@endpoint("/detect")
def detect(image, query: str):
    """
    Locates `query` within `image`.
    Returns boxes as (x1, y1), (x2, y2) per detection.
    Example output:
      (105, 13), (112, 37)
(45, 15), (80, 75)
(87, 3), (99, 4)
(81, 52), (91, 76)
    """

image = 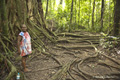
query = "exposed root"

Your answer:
(0, 54), (17, 80)
(67, 70), (76, 80)
(48, 60), (76, 80)
(57, 33), (99, 39)
(32, 66), (62, 72)
(42, 51), (61, 65)
(63, 51), (76, 57)
(98, 60), (120, 71)
(100, 52), (120, 65)
(72, 68), (89, 80)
